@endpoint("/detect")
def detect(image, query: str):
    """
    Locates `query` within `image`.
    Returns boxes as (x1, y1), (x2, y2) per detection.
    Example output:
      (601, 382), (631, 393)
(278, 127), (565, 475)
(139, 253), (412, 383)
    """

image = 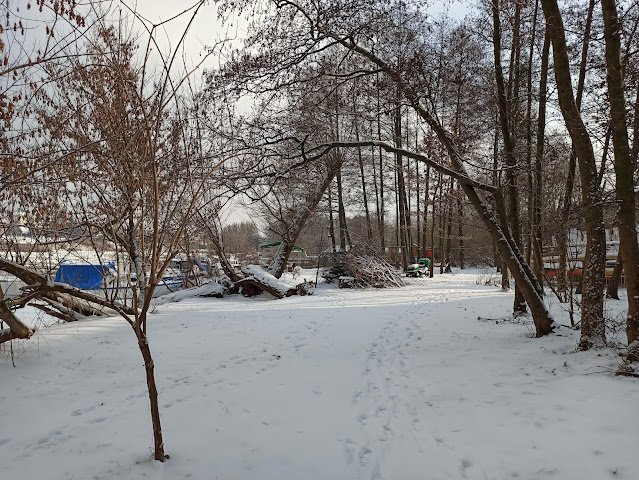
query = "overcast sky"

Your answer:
(123, 1), (239, 74)
(121, 0), (470, 227)
(125, 0), (470, 74)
